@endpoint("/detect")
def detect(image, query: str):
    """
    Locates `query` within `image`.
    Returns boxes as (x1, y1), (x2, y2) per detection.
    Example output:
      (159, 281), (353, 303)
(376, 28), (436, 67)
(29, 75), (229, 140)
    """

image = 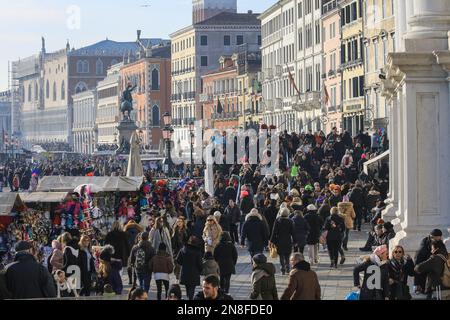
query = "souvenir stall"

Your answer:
(0, 194), (27, 266)
(36, 176), (144, 243)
